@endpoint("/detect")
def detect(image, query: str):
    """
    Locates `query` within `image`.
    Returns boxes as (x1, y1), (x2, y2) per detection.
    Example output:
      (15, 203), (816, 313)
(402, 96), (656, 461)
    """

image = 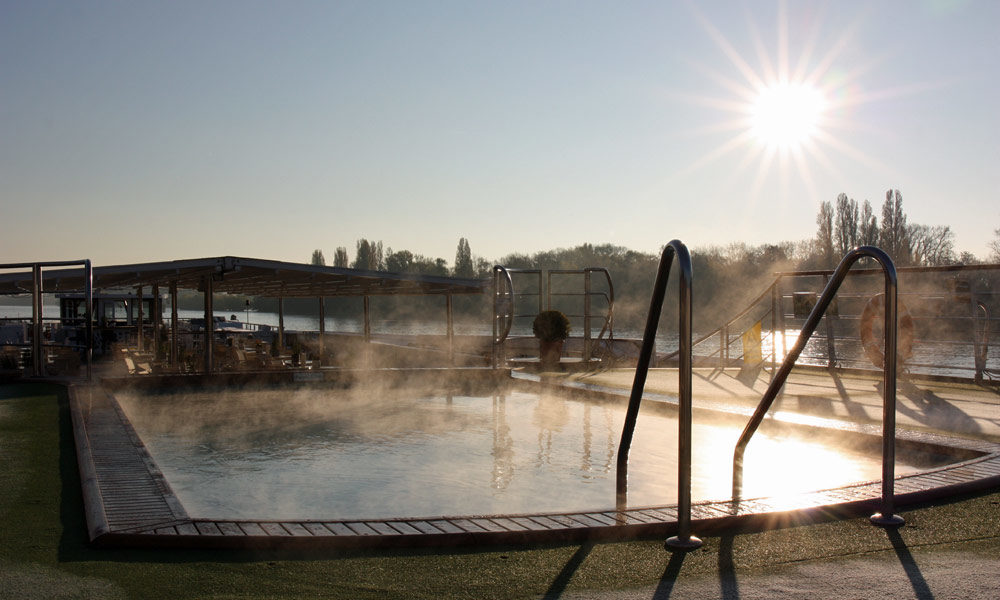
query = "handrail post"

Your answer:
(84, 259), (93, 381)
(731, 246), (903, 527)
(769, 280), (776, 378)
(492, 266), (514, 369)
(32, 264), (43, 377)
(615, 240), (701, 551)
